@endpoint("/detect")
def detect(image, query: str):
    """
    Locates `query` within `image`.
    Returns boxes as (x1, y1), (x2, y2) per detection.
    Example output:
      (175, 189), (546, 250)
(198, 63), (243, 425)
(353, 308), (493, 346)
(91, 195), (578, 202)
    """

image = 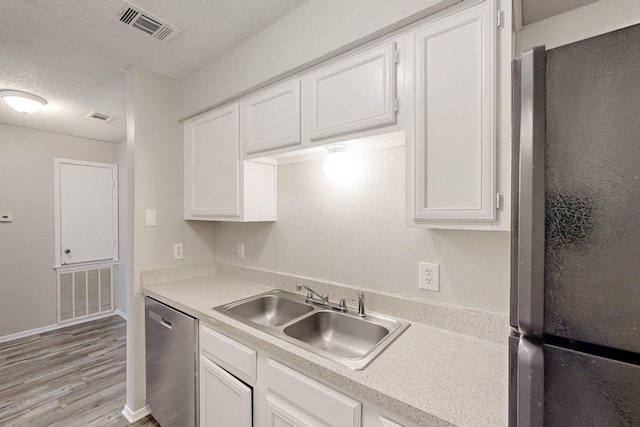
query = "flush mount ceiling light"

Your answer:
(322, 144), (353, 181)
(0, 90), (47, 114)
